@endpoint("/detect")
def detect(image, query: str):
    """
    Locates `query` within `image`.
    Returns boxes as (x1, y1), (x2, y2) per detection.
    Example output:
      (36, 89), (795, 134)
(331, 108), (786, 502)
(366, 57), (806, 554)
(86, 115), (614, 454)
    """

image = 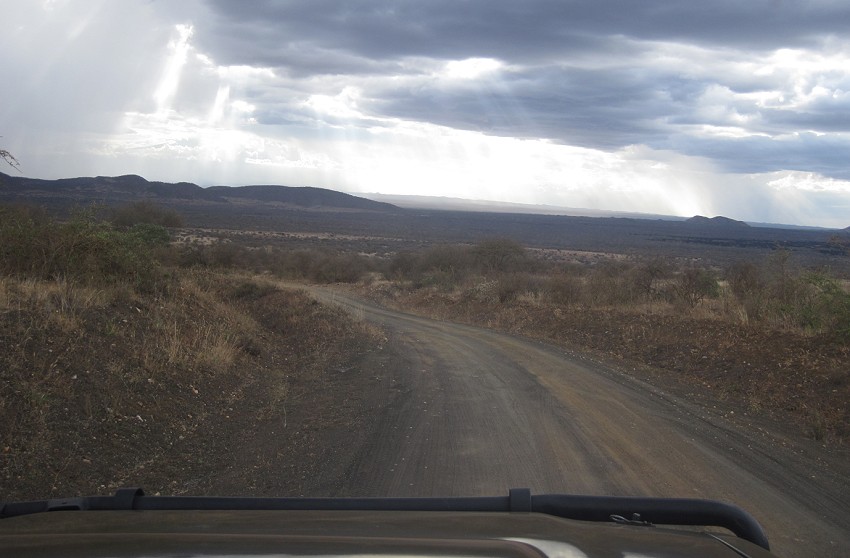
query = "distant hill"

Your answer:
(0, 172), (396, 212)
(364, 192), (683, 220)
(204, 184), (392, 210)
(686, 215), (750, 228)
